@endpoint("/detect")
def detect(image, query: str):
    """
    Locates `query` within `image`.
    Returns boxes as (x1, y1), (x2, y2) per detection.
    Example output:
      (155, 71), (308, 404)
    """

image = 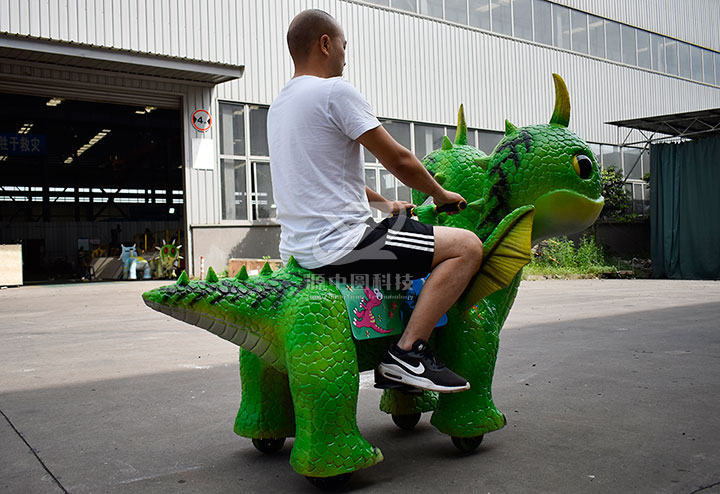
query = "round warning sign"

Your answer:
(192, 109), (212, 132)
